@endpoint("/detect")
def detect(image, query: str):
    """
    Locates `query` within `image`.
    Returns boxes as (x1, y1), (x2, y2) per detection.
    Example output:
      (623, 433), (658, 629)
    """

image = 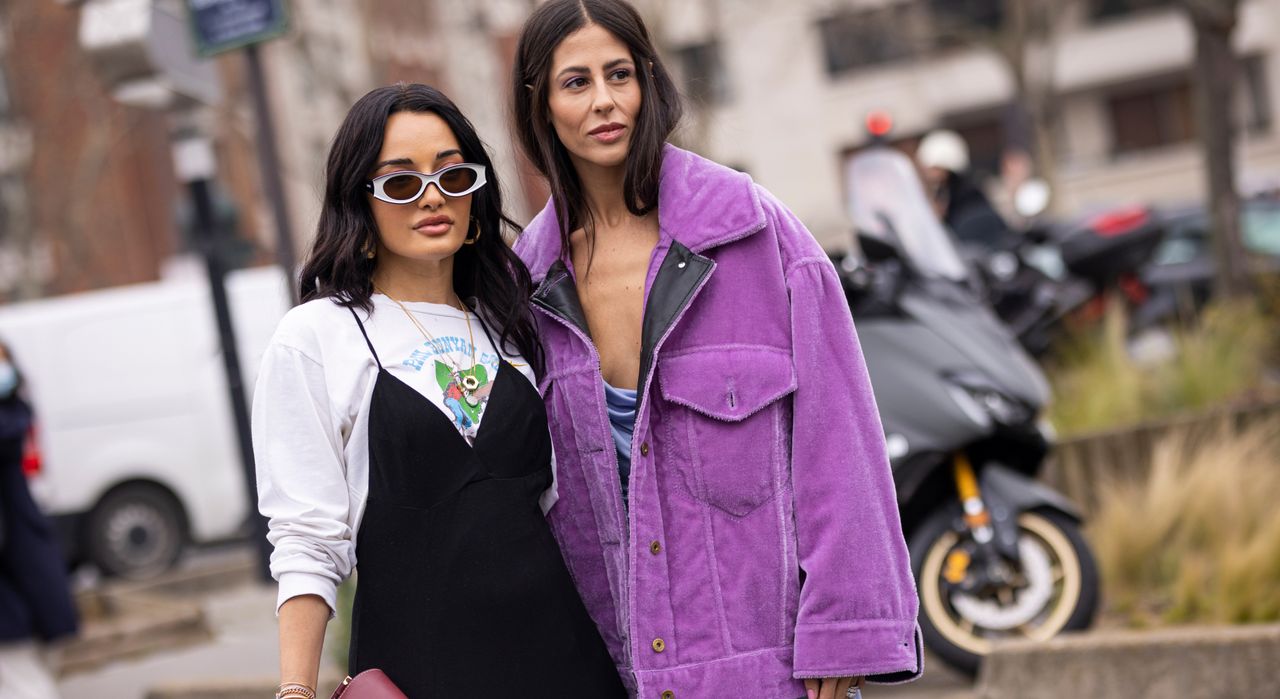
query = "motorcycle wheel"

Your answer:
(909, 507), (1099, 675)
